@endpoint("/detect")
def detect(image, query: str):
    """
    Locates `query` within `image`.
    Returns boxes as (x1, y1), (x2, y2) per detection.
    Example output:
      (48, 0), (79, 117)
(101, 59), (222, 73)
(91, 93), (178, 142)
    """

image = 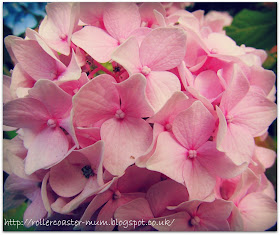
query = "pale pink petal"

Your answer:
(101, 116), (153, 176)
(80, 3), (105, 26)
(183, 158), (216, 200)
(11, 39), (65, 81)
(114, 198), (154, 231)
(25, 127), (69, 175)
(228, 205), (244, 231)
(147, 132), (186, 184)
(198, 141), (248, 179)
(172, 101), (215, 149)
(254, 146), (276, 169)
(3, 75), (13, 104)
(49, 158), (88, 197)
(140, 27), (186, 71)
(194, 70), (224, 102)
(111, 37), (142, 75)
(4, 35), (20, 64)
(57, 50), (81, 82)
(129, 27), (152, 45)
(219, 63), (250, 113)
(41, 172), (53, 217)
(238, 192), (277, 231)
(103, 3), (141, 42)
(154, 10), (167, 27)
(116, 73), (154, 118)
(23, 189), (47, 227)
(197, 199), (232, 231)
(4, 98), (50, 128)
(75, 126), (101, 148)
(147, 91), (191, 126)
(73, 74), (119, 127)
(139, 3), (166, 27)
(136, 123), (165, 167)
(72, 26), (118, 63)
(218, 123), (254, 165)
(146, 179), (189, 217)
(229, 87), (277, 137)
(145, 71), (181, 112)
(28, 79), (72, 119)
